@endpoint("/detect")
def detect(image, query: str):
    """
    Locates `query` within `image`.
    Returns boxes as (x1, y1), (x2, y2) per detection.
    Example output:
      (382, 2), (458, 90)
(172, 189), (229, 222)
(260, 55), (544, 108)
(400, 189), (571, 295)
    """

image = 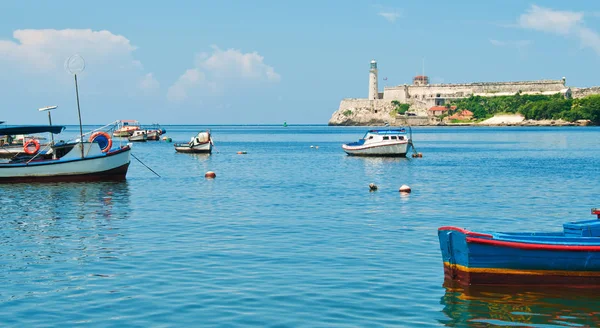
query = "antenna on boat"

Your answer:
(66, 54), (86, 158)
(38, 105), (58, 146)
